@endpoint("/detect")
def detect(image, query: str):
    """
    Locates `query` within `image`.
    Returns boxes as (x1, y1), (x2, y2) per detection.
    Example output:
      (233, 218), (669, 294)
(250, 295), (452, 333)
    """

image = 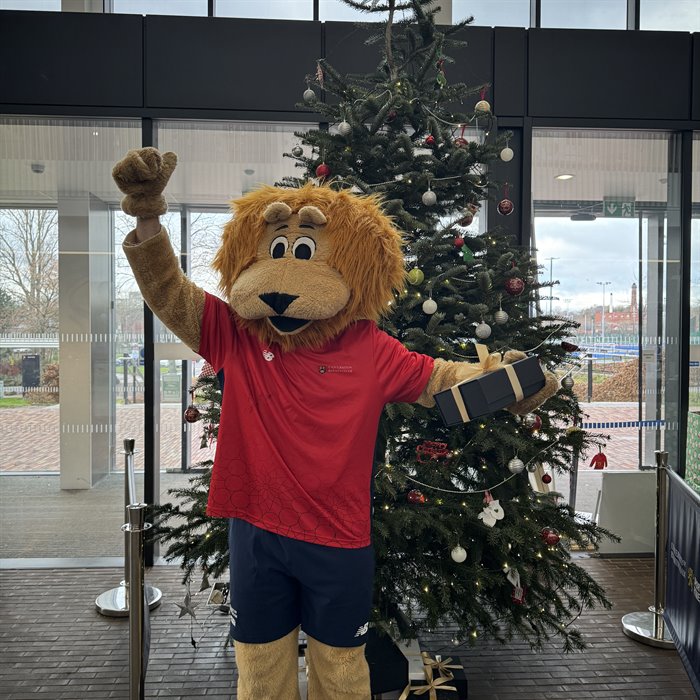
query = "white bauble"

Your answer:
(338, 120), (352, 136)
(475, 322), (492, 339)
(508, 457), (525, 474)
(475, 99), (491, 113)
(421, 190), (437, 206)
(422, 298), (438, 315)
(494, 309), (509, 325)
(303, 88), (316, 103)
(500, 147), (514, 162)
(451, 546), (467, 563)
